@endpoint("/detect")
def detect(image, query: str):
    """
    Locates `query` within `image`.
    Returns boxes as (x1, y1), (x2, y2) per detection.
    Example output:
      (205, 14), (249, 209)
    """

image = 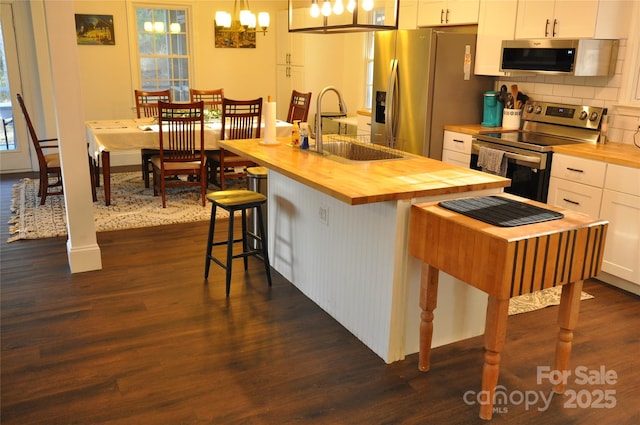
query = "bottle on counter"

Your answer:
(291, 120), (300, 147)
(299, 122), (309, 149)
